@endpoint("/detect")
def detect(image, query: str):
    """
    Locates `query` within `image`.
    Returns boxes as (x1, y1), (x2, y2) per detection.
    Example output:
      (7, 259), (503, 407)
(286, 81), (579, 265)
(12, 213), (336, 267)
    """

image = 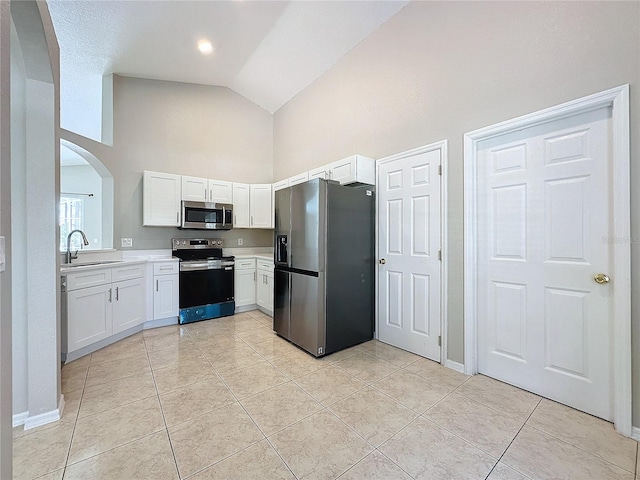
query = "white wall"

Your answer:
(0, 1), (12, 477)
(66, 75), (275, 250)
(273, 0), (640, 418)
(10, 15), (27, 419)
(8, 0), (61, 433)
(60, 165), (103, 250)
